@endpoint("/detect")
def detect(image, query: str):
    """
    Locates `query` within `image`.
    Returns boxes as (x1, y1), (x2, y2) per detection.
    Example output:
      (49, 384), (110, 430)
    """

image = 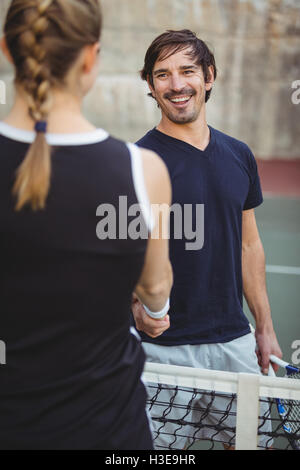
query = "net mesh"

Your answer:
(143, 363), (300, 450)
(279, 370), (300, 450)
